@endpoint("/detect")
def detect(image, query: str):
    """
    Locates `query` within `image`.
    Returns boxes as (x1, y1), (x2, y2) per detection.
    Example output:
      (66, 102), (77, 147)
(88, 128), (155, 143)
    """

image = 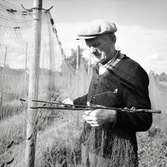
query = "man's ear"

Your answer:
(108, 34), (116, 43)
